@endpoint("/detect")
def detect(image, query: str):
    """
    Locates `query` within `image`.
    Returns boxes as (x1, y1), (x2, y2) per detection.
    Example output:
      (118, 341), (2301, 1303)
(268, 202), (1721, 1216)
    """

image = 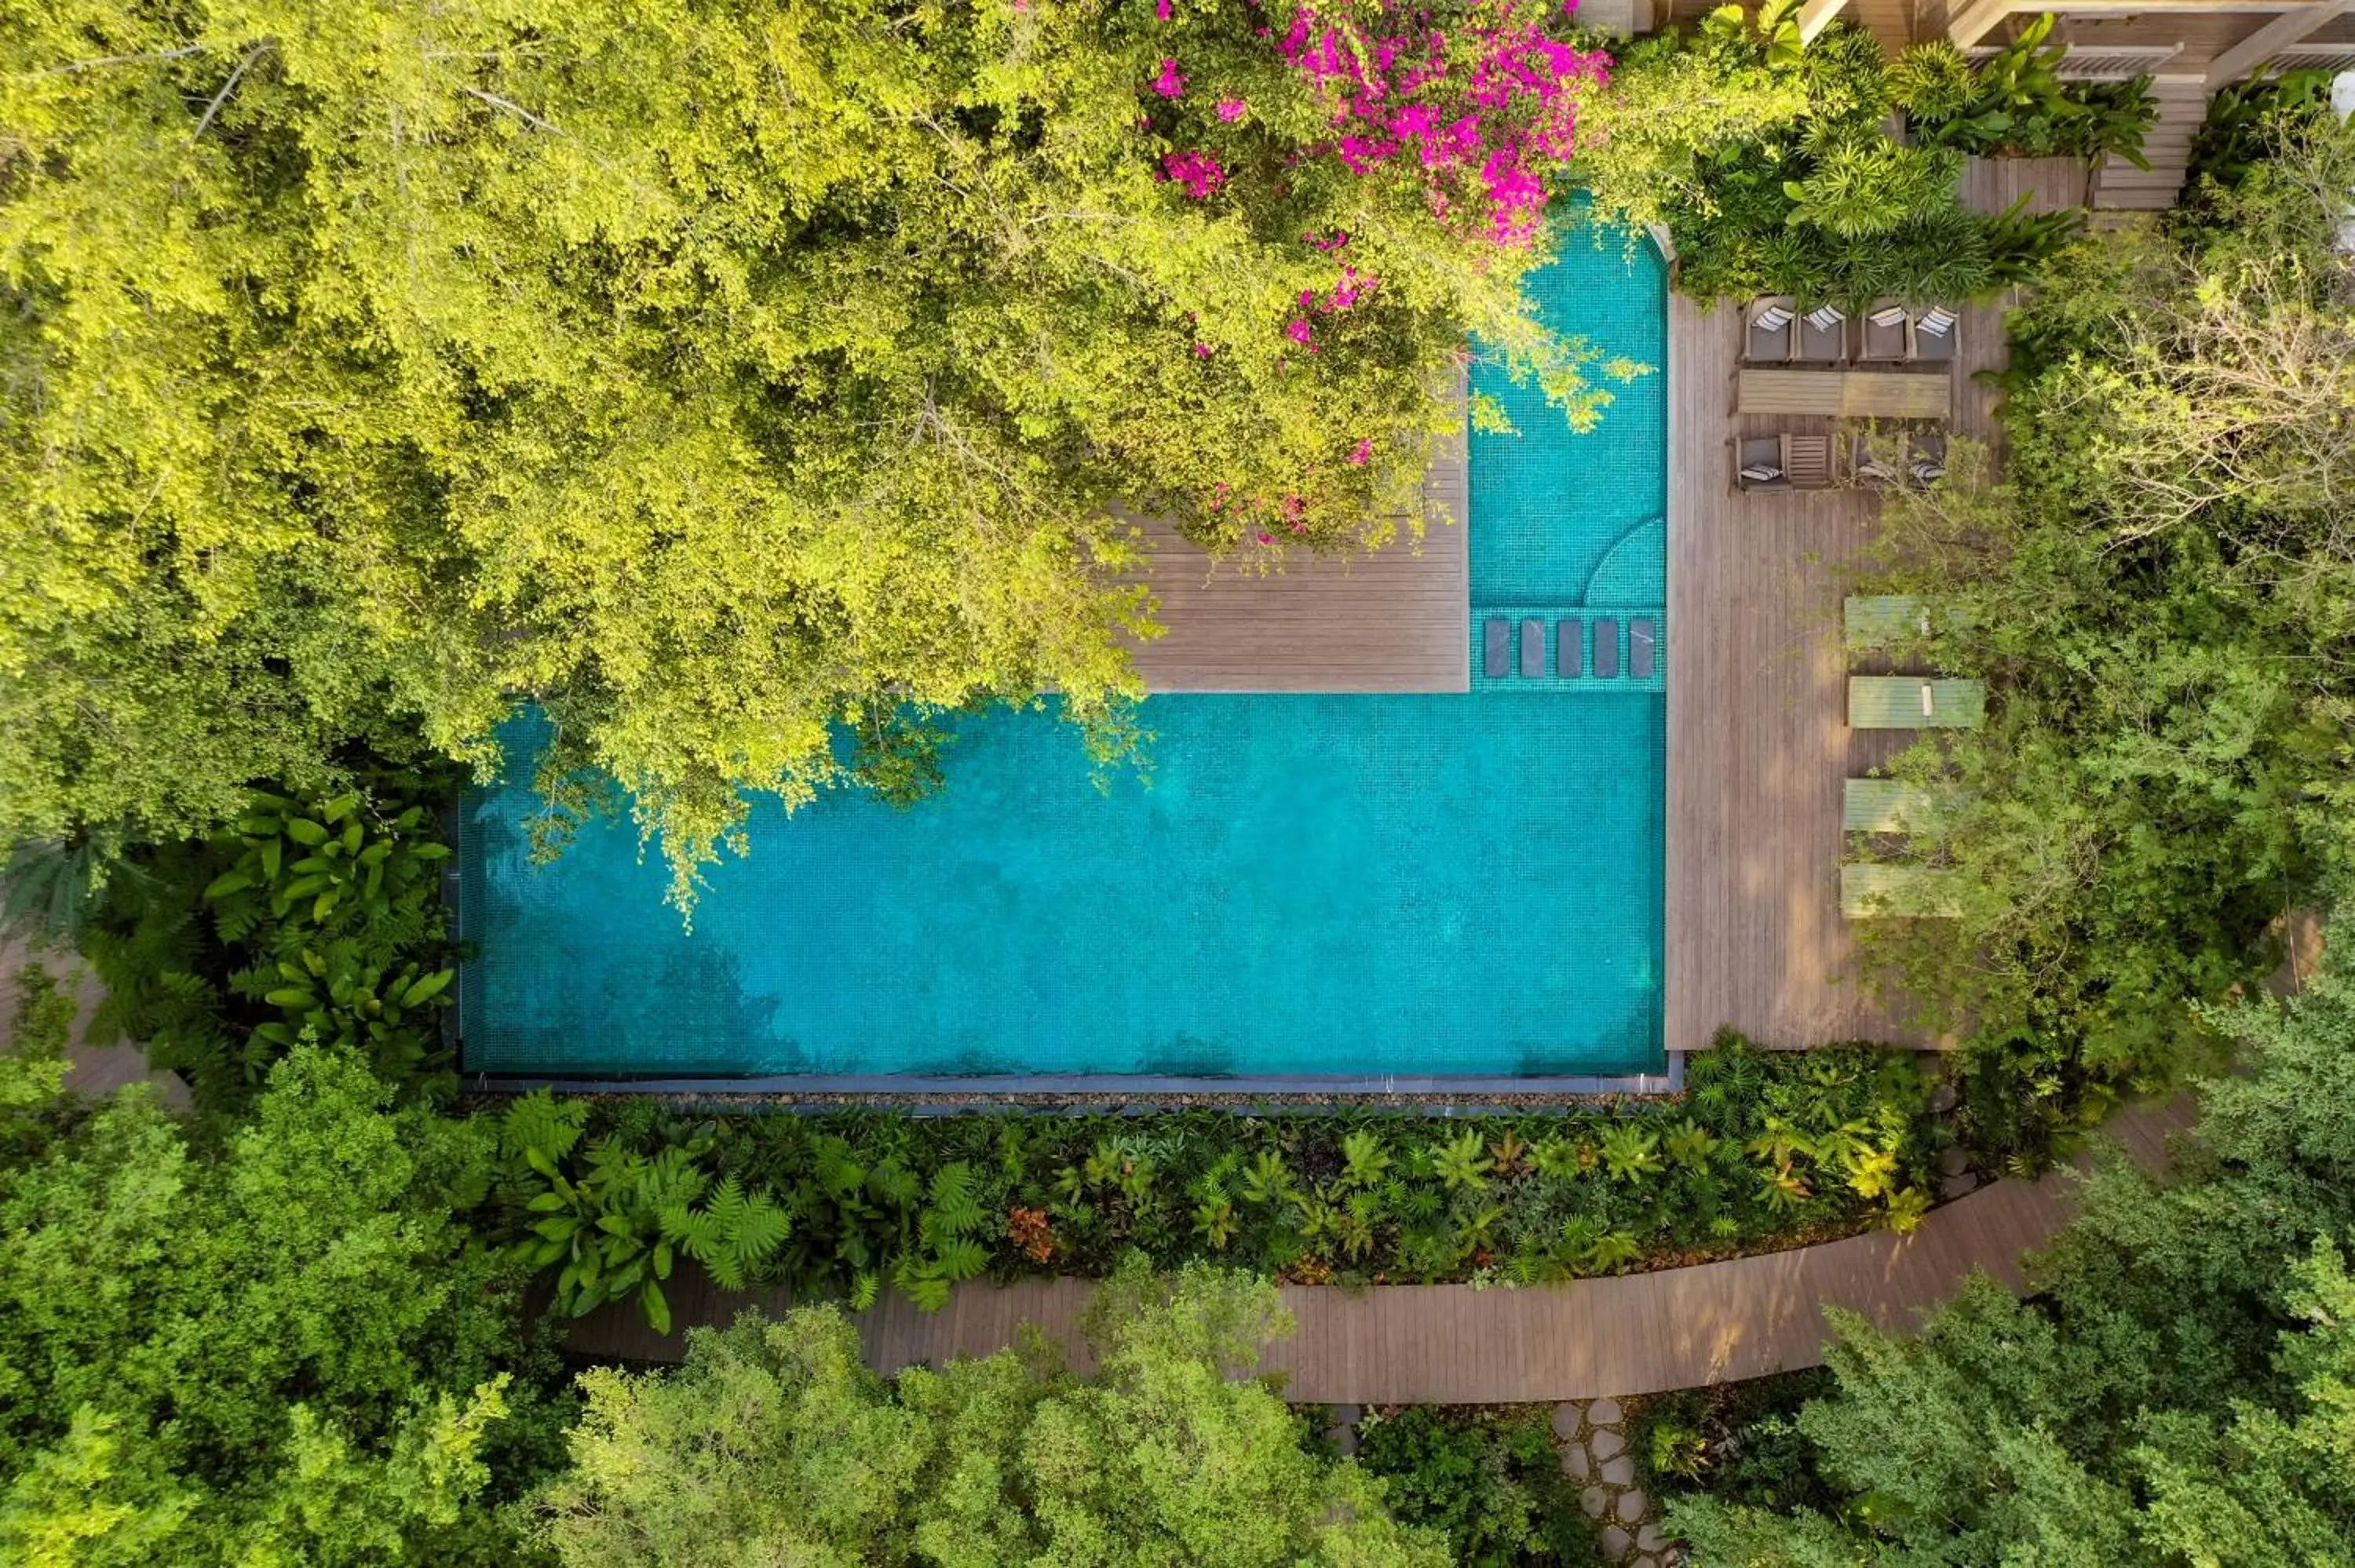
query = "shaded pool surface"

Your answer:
(458, 225), (1669, 1081)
